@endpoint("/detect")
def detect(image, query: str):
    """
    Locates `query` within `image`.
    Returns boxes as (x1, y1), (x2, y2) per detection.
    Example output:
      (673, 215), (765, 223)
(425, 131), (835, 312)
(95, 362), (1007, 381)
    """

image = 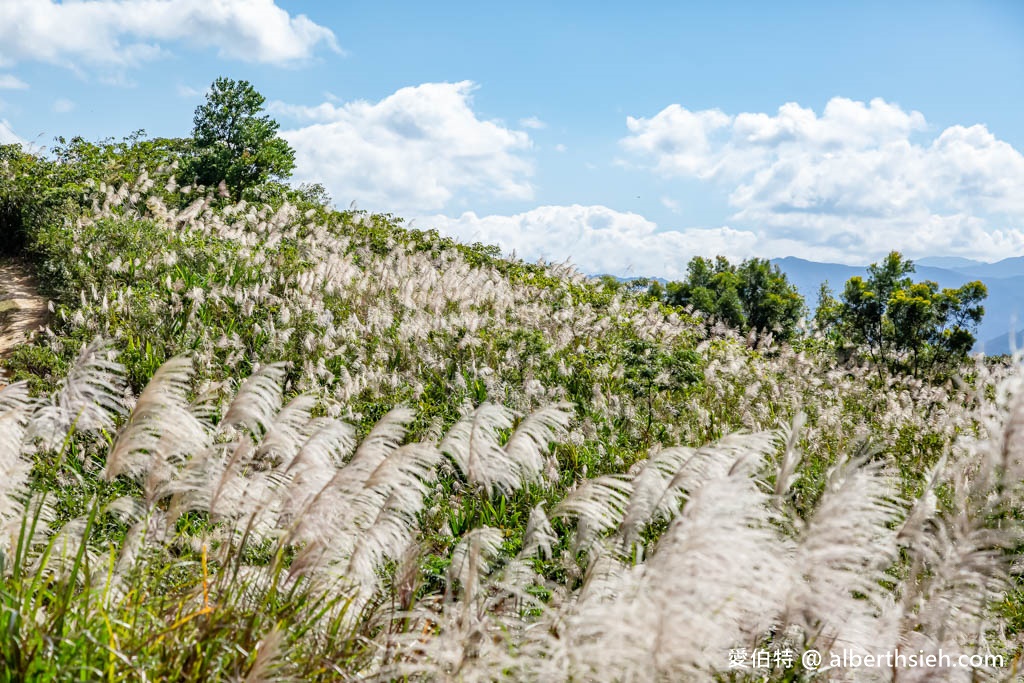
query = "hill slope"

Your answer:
(1, 147), (1023, 679)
